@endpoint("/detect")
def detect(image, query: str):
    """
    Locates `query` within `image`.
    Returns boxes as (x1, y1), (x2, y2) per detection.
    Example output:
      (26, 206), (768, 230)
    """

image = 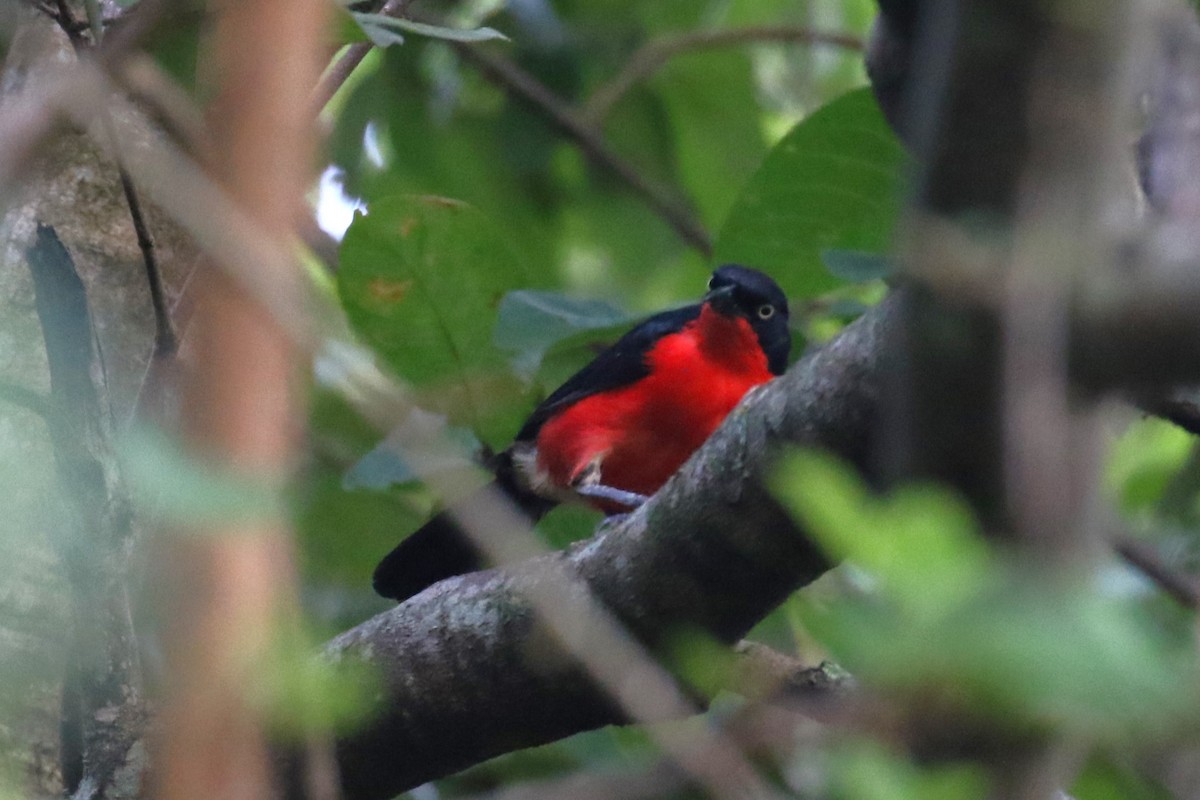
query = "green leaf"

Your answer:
(250, 626), (380, 740)
(1105, 417), (1194, 514)
(773, 449), (1200, 737)
(338, 195), (534, 446)
(827, 741), (990, 800)
(655, 49), (766, 229)
(493, 289), (632, 378)
(120, 426), (284, 528)
(1071, 754), (1173, 800)
(771, 449), (989, 622)
(293, 469), (430, 590)
(334, 8), (370, 45)
(352, 12), (509, 47)
(714, 88), (909, 300)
